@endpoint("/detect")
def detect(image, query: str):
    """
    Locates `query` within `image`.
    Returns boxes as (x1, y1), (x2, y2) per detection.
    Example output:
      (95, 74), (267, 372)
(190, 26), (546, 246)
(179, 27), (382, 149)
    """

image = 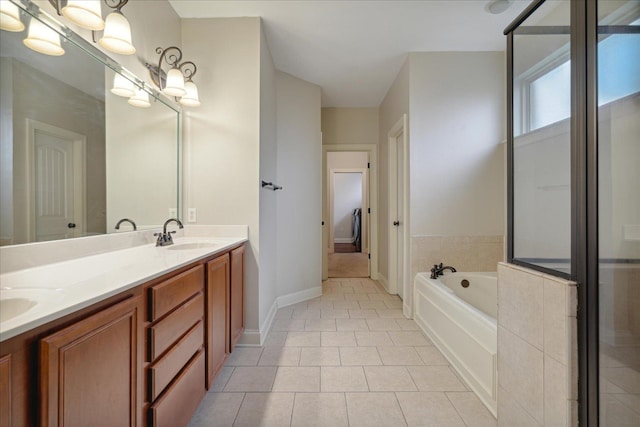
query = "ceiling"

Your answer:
(169, 0), (531, 107)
